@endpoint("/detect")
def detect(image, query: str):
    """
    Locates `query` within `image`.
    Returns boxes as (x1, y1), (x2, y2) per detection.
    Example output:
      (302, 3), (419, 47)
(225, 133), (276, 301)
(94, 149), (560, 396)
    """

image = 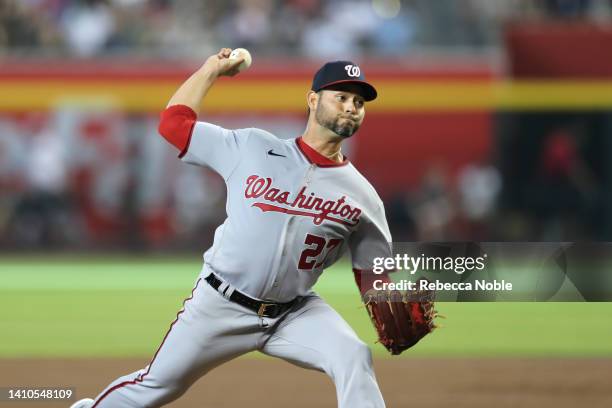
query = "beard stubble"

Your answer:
(314, 100), (361, 138)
